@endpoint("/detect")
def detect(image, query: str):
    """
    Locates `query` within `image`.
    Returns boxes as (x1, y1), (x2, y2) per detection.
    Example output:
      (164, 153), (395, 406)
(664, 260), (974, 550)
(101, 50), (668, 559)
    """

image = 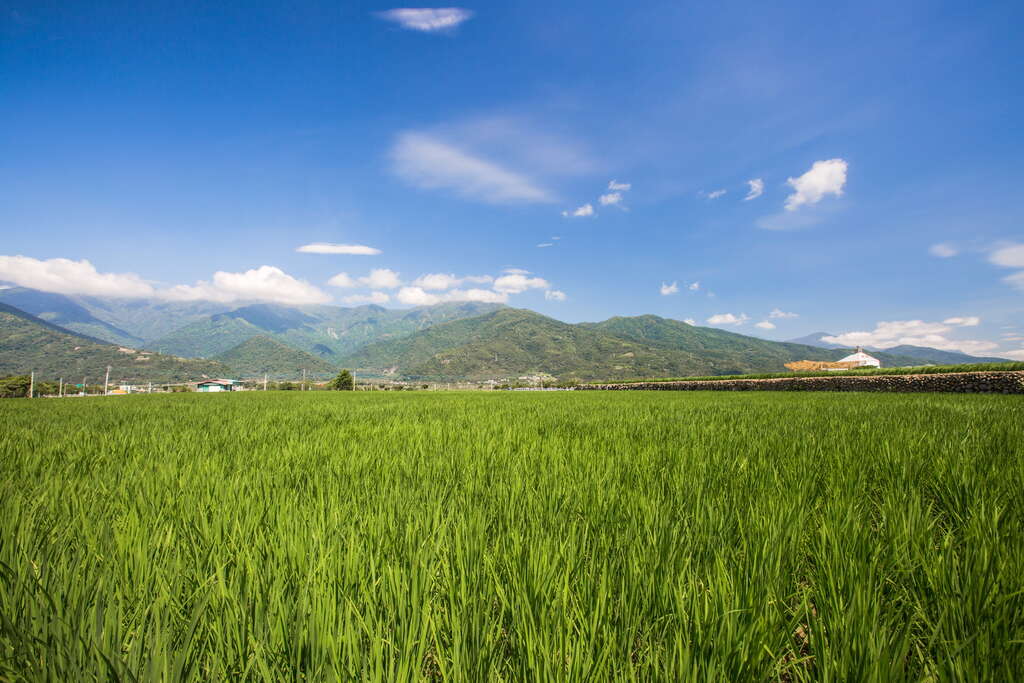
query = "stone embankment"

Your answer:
(579, 371), (1024, 394)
